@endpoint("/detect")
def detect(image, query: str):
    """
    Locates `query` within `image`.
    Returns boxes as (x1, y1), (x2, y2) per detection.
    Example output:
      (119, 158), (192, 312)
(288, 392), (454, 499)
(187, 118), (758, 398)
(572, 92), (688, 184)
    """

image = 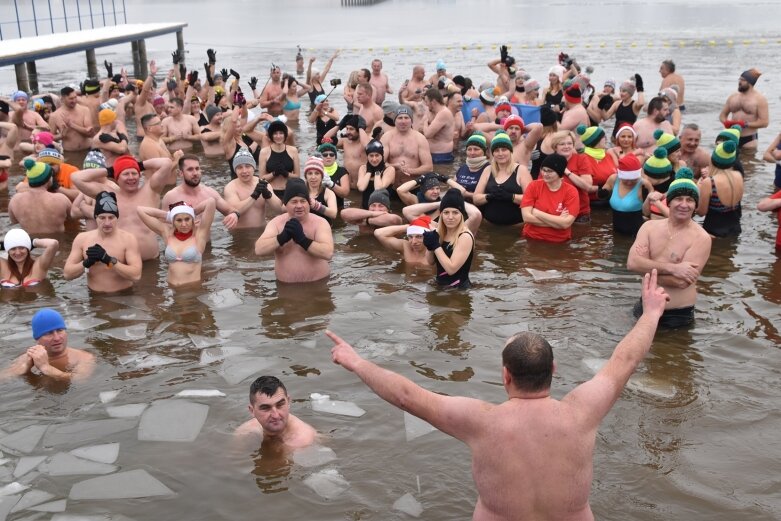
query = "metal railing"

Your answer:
(0, 0), (128, 40)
